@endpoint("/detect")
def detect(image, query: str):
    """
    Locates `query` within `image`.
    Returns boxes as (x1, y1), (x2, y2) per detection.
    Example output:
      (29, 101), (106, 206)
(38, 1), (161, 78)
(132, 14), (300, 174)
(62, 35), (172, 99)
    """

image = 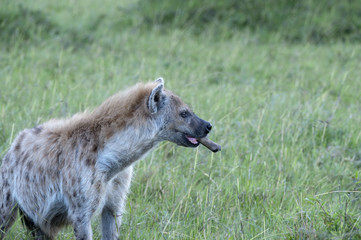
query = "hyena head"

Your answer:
(148, 78), (212, 147)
